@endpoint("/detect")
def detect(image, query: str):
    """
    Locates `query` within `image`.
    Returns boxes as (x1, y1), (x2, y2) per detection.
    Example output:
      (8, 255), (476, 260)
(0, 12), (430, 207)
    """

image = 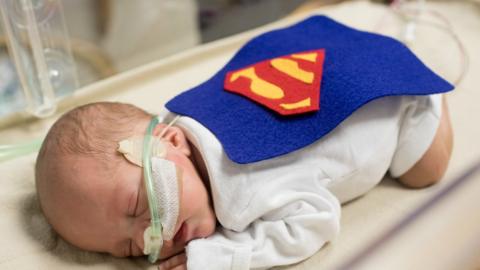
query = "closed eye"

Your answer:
(129, 239), (133, 257)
